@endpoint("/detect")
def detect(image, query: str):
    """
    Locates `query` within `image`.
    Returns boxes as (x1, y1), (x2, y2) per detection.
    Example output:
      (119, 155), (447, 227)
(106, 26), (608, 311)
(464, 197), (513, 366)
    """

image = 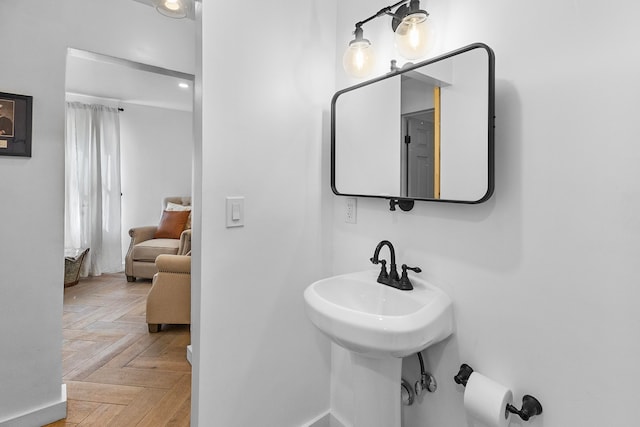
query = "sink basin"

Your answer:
(304, 270), (453, 358)
(304, 270), (454, 427)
